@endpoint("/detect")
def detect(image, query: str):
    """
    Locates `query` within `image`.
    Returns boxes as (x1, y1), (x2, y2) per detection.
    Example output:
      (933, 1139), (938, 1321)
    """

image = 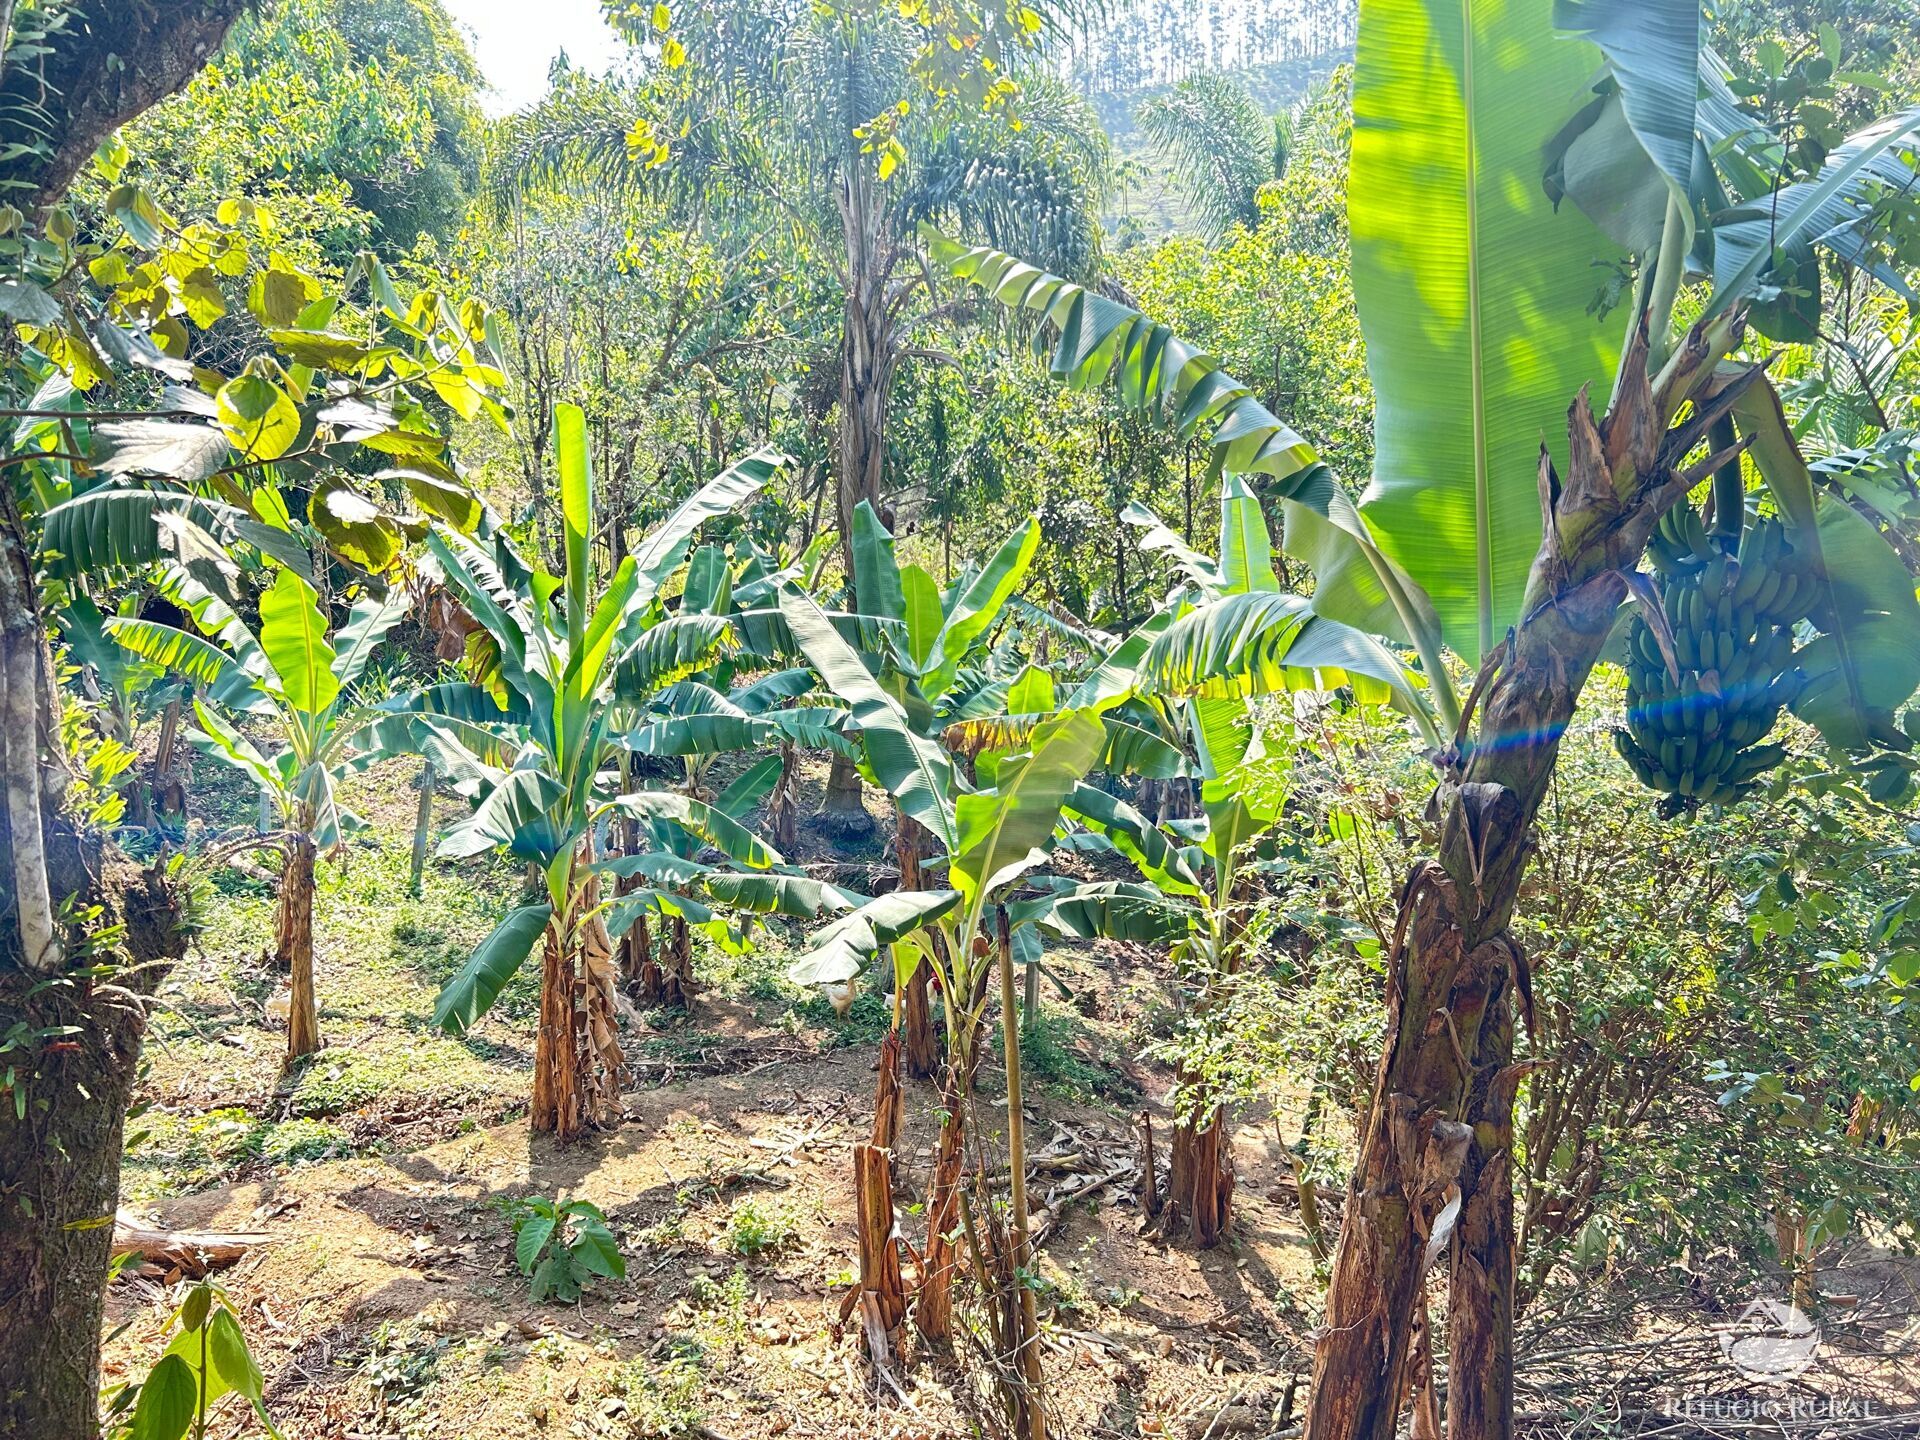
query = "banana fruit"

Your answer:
(1621, 508), (1813, 815)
